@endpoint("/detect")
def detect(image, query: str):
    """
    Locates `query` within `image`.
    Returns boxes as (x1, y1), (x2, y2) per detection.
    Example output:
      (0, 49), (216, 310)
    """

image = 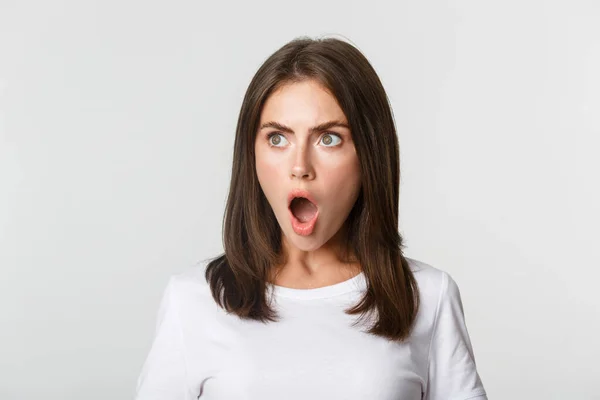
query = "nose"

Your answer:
(290, 143), (315, 180)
